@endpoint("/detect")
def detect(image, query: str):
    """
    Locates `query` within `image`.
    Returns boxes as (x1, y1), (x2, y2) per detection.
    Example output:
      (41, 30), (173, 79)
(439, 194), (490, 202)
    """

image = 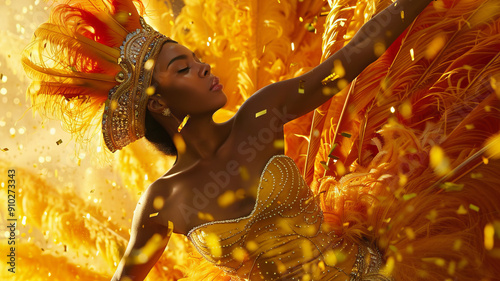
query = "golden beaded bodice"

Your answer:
(187, 155), (385, 280)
